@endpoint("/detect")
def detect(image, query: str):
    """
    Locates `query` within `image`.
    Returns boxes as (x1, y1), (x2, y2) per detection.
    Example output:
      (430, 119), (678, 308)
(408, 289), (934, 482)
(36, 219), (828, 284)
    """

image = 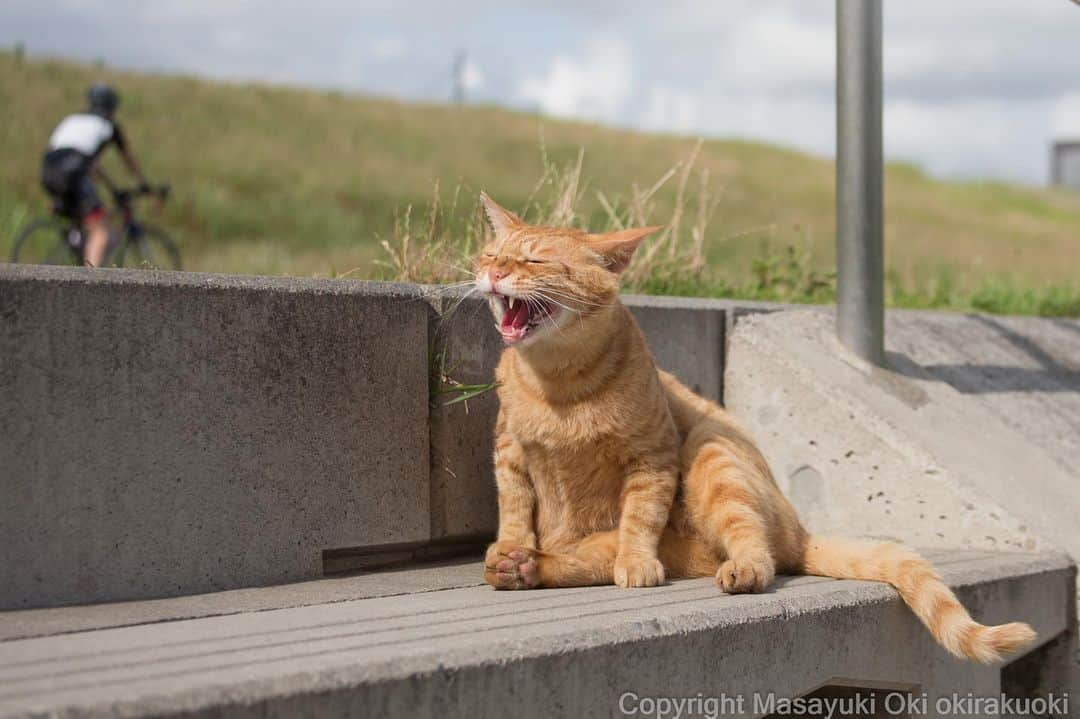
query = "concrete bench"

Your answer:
(0, 266), (730, 610)
(3, 266), (1078, 716)
(0, 549), (1074, 718)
